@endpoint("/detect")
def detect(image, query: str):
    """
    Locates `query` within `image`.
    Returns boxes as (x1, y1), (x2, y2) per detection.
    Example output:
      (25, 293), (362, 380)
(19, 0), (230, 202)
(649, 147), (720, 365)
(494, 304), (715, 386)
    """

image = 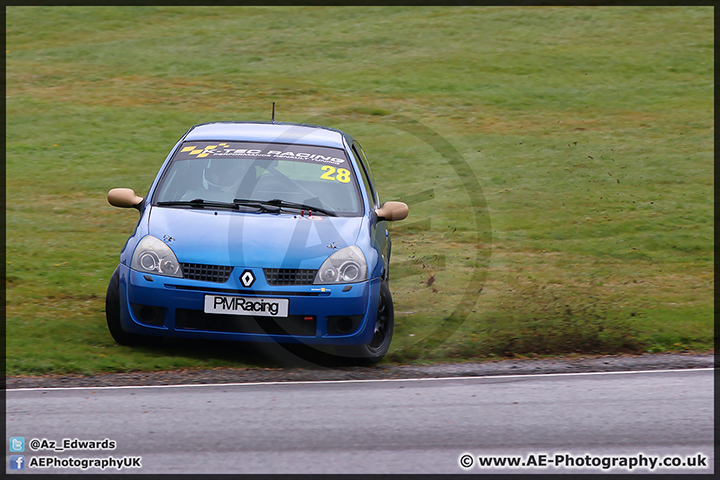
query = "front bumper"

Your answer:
(116, 263), (380, 345)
